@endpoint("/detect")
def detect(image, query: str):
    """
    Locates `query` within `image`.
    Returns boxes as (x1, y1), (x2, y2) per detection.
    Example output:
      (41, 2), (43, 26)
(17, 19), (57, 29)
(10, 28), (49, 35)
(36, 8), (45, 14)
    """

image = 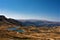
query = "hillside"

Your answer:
(0, 15), (60, 40)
